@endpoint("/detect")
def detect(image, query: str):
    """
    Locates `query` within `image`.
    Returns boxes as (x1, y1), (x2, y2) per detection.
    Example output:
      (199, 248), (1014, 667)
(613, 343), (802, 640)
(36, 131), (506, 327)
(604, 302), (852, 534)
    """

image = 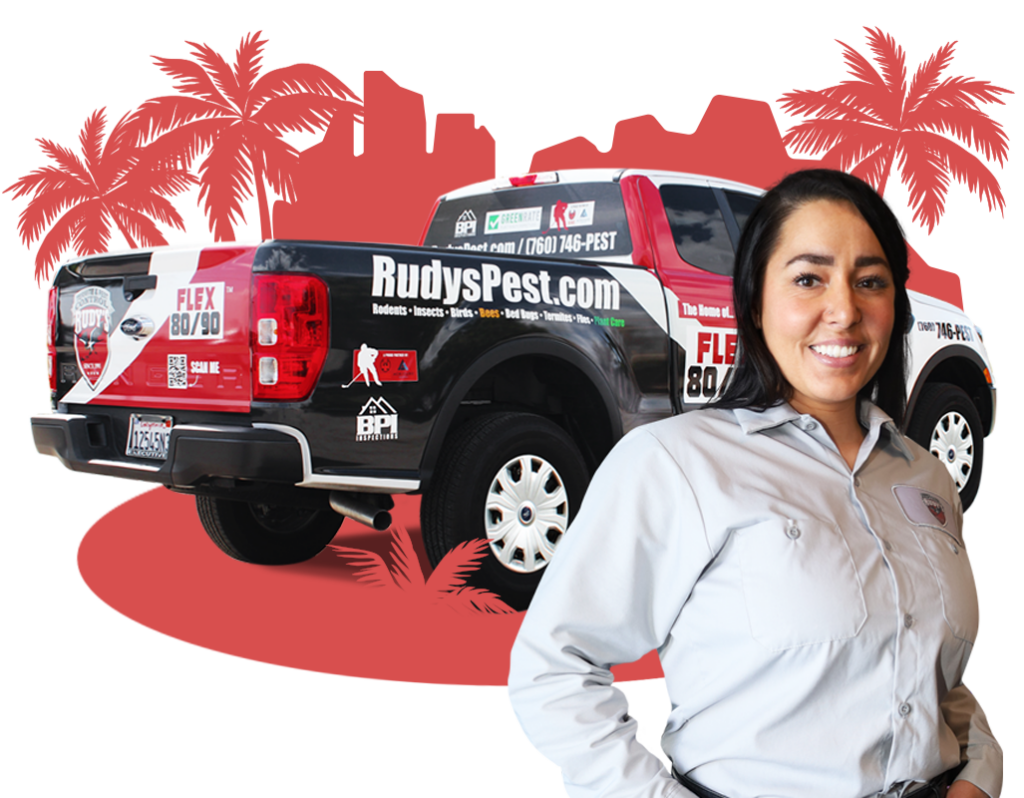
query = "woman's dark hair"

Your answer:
(712, 169), (911, 425)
